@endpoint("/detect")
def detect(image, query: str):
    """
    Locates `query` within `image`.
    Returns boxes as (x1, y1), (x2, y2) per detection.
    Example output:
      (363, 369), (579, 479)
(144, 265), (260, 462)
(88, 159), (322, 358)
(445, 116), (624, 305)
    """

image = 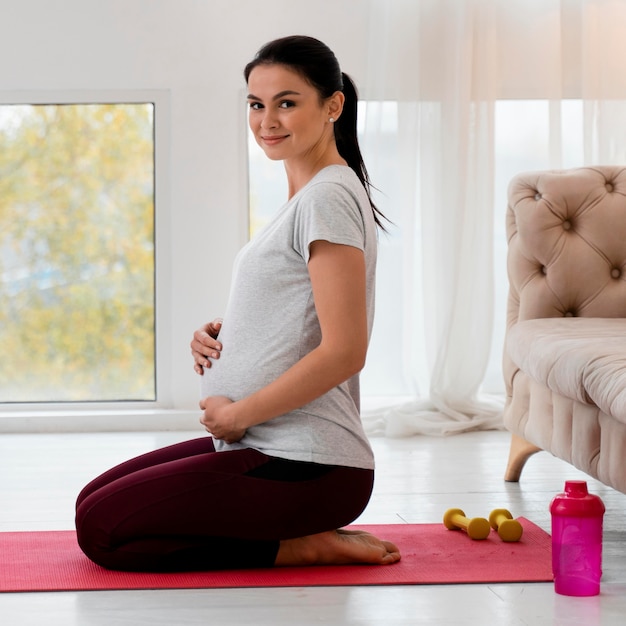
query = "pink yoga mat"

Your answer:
(0, 519), (553, 592)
